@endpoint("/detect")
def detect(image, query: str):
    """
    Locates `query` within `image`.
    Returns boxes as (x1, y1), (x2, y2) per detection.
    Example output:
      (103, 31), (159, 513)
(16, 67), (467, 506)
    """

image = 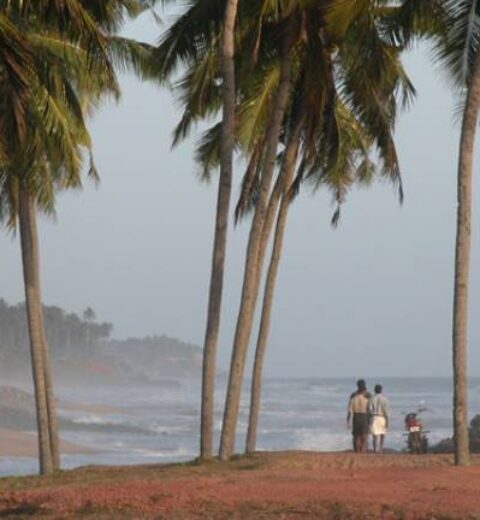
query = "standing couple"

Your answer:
(347, 379), (390, 453)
